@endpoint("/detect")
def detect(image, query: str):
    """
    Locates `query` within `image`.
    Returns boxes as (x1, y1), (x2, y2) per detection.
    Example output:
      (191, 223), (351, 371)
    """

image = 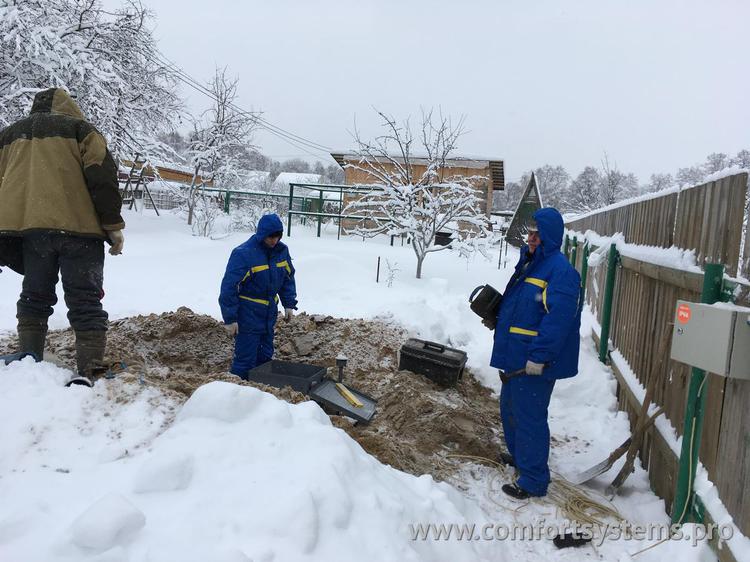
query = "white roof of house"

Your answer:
(273, 172), (322, 187)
